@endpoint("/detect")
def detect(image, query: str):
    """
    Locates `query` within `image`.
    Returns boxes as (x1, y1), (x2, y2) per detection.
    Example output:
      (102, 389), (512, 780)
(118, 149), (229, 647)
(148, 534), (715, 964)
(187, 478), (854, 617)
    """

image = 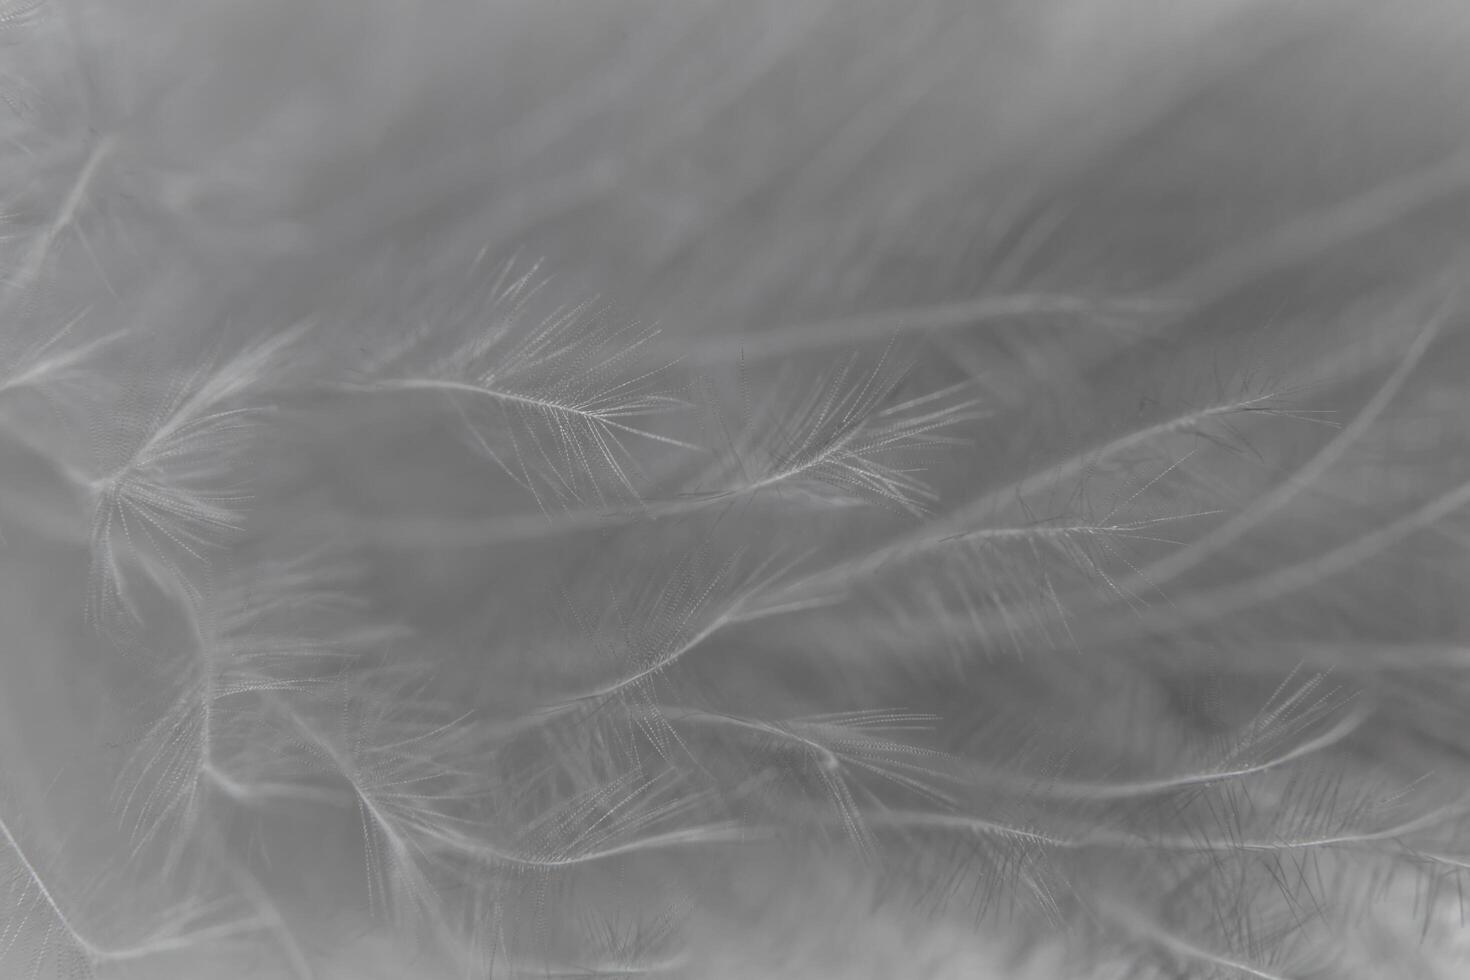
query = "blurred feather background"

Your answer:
(2, 1), (1470, 977)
